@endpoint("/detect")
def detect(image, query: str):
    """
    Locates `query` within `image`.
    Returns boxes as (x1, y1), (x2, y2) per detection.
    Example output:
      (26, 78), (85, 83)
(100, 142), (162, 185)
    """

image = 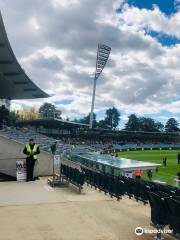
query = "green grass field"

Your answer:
(118, 150), (180, 185)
